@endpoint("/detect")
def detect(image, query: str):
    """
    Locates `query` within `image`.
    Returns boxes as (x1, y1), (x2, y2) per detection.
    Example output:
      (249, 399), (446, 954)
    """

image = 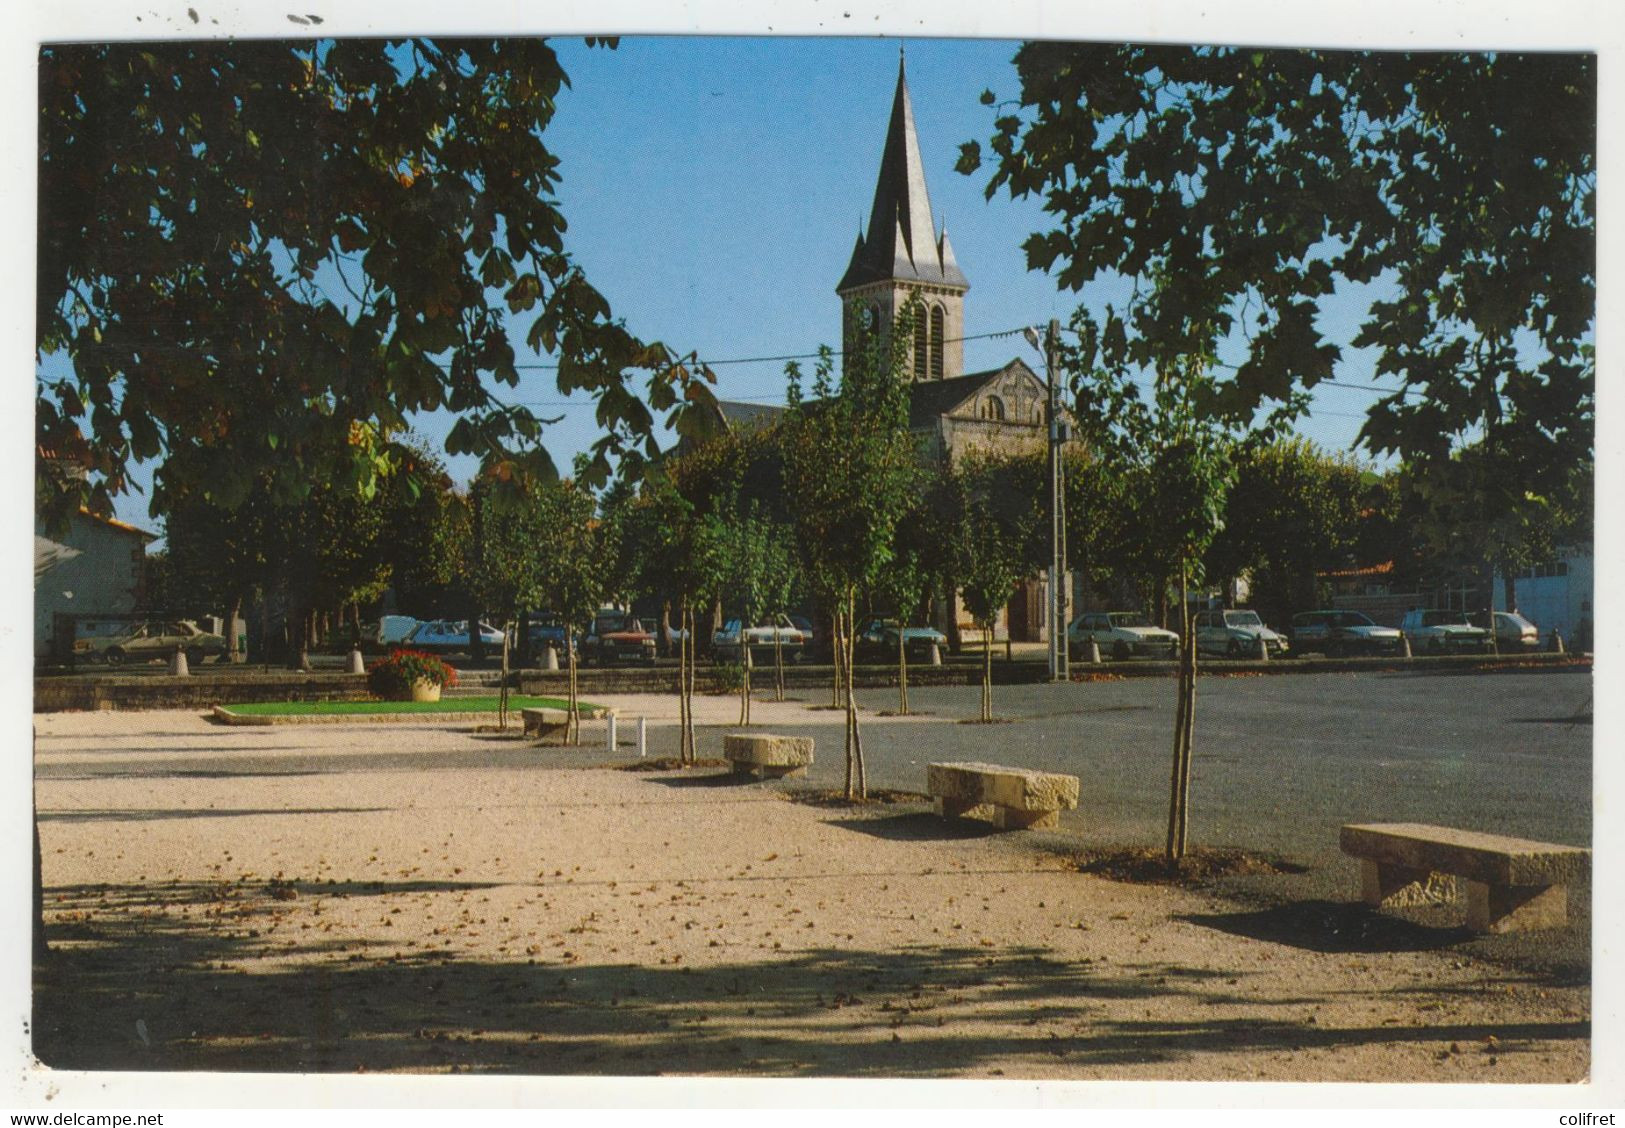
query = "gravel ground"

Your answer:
(29, 700), (1592, 1086)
